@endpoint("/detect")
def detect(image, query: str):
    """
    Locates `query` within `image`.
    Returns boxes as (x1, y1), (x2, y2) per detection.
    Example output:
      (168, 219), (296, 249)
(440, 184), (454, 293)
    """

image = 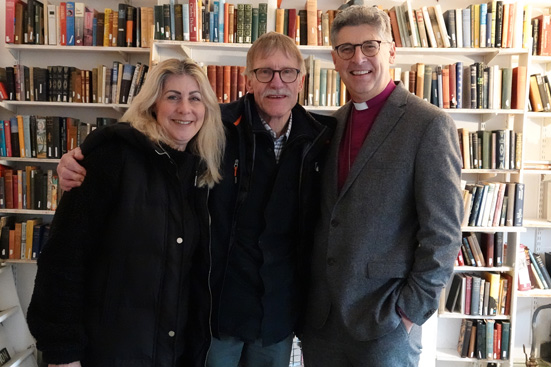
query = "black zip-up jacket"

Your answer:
(207, 94), (335, 347)
(28, 123), (210, 367)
